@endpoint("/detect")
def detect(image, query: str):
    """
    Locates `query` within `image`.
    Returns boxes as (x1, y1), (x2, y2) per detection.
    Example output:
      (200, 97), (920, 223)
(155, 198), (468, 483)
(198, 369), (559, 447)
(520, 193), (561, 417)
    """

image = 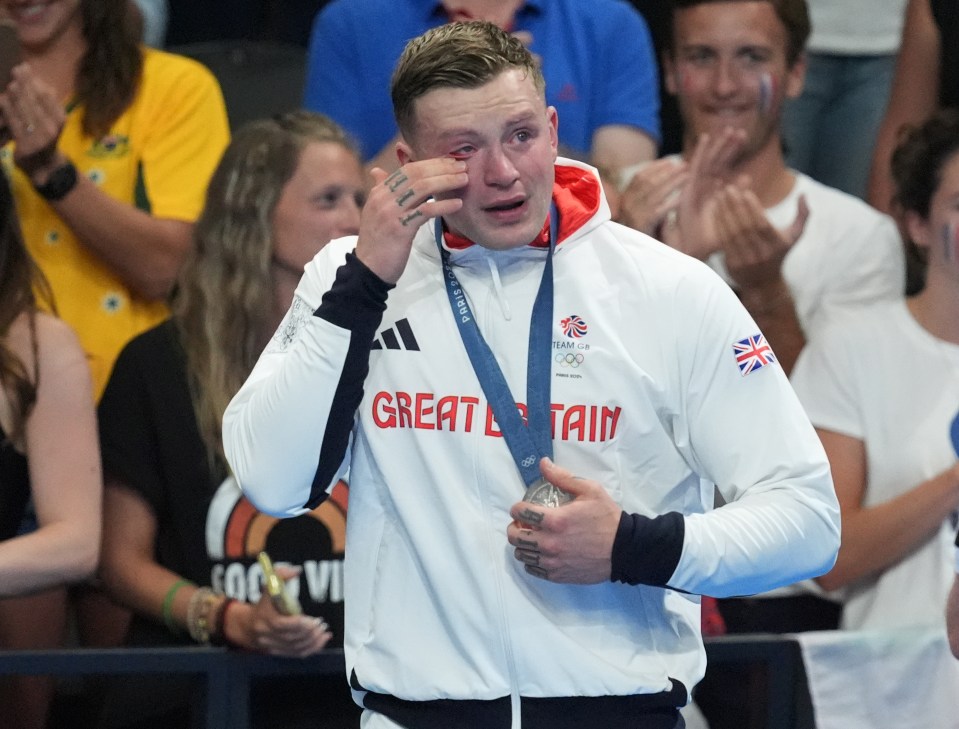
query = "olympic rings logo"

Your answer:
(554, 353), (585, 368)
